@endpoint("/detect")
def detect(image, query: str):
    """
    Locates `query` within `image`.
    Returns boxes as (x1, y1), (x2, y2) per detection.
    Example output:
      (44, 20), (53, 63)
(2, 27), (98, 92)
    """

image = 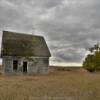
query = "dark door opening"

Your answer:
(13, 60), (18, 71)
(23, 62), (27, 73)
